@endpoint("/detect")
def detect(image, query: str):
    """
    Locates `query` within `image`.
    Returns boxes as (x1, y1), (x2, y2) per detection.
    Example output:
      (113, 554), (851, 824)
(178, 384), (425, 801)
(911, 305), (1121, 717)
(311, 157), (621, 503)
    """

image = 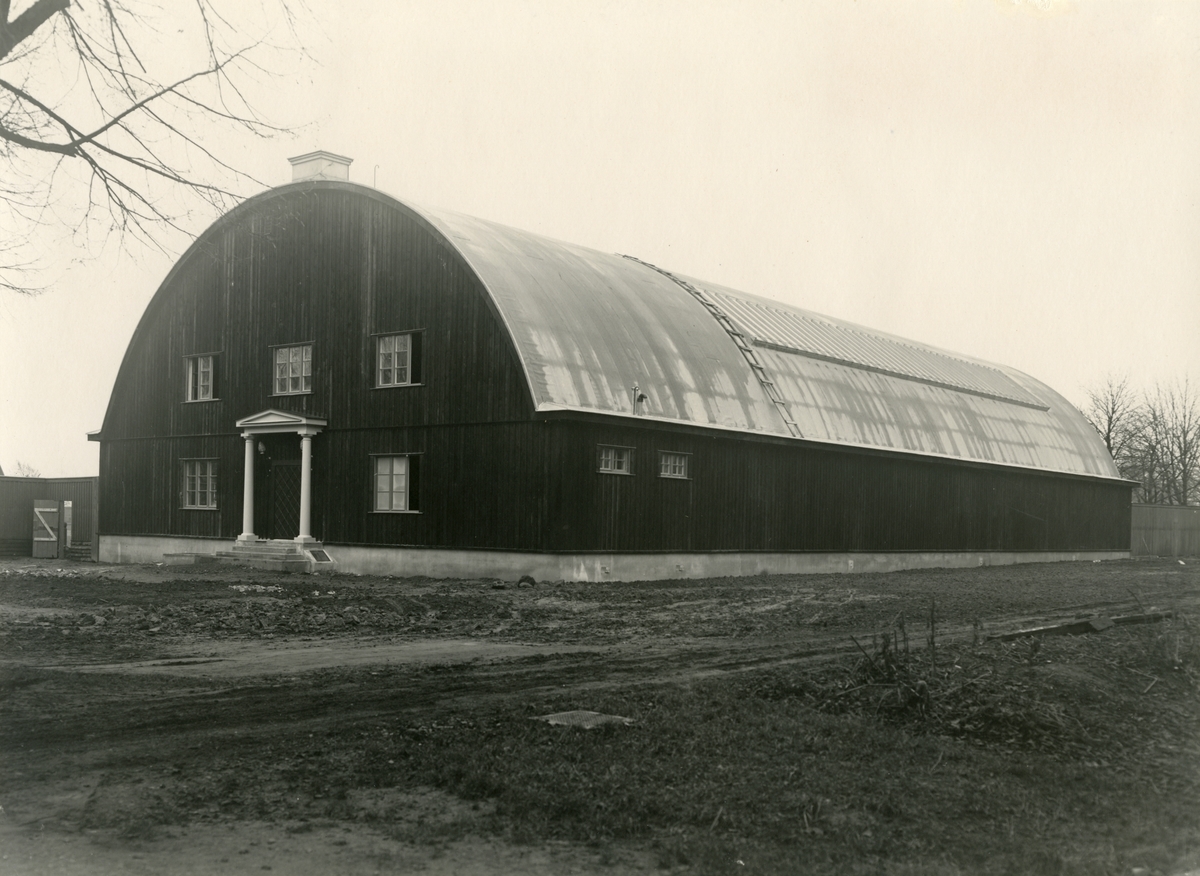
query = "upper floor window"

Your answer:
(274, 344), (312, 395)
(185, 354), (218, 402)
(181, 459), (218, 509)
(376, 331), (423, 388)
(659, 451), (690, 479)
(598, 445), (633, 475)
